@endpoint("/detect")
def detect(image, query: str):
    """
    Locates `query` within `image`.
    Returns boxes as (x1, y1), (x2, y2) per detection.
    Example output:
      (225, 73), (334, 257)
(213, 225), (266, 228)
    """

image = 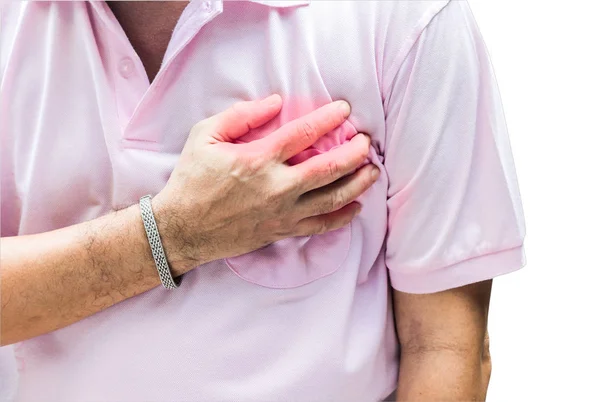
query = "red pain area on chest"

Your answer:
(231, 97), (359, 165)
